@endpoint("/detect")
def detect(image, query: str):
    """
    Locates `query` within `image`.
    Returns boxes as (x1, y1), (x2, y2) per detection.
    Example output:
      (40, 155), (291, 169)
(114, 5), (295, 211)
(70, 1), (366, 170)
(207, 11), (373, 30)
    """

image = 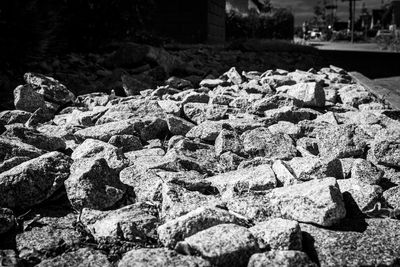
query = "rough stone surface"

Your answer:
(0, 152), (71, 209)
(301, 219), (400, 266)
(337, 178), (382, 212)
(249, 218), (302, 251)
(242, 127), (297, 160)
(158, 206), (250, 248)
(36, 248), (112, 267)
(0, 208), (15, 234)
(14, 84), (46, 112)
(214, 129), (243, 156)
(118, 248), (212, 267)
(383, 185), (400, 210)
(285, 157), (343, 181)
(24, 72), (75, 104)
(248, 251), (317, 267)
(370, 128), (400, 168)
(81, 202), (158, 241)
(175, 224), (259, 267)
(0, 136), (45, 162)
(2, 125), (66, 151)
(167, 115), (195, 136)
(71, 138), (128, 171)
(65, 158), (127, 210)
(351, 158), (383, 185)
(161, 183), (221, 221)
(74, 119), (143, 142)
(283, 82), (325, 107)
(227, 178), (346, 226)
(206, 164), (277, 199)
(317, 124), (367, 159)
(108, 134), (143, 152)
